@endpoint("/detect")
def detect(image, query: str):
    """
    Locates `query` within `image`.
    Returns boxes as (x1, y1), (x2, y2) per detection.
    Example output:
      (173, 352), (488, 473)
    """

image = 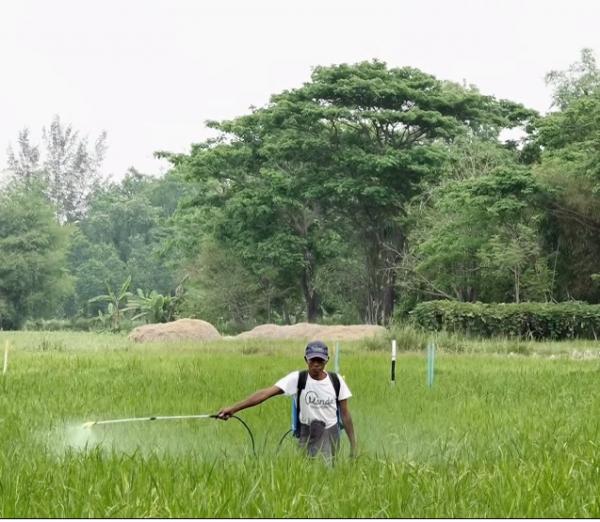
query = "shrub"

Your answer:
(411, 301), (600, 340)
